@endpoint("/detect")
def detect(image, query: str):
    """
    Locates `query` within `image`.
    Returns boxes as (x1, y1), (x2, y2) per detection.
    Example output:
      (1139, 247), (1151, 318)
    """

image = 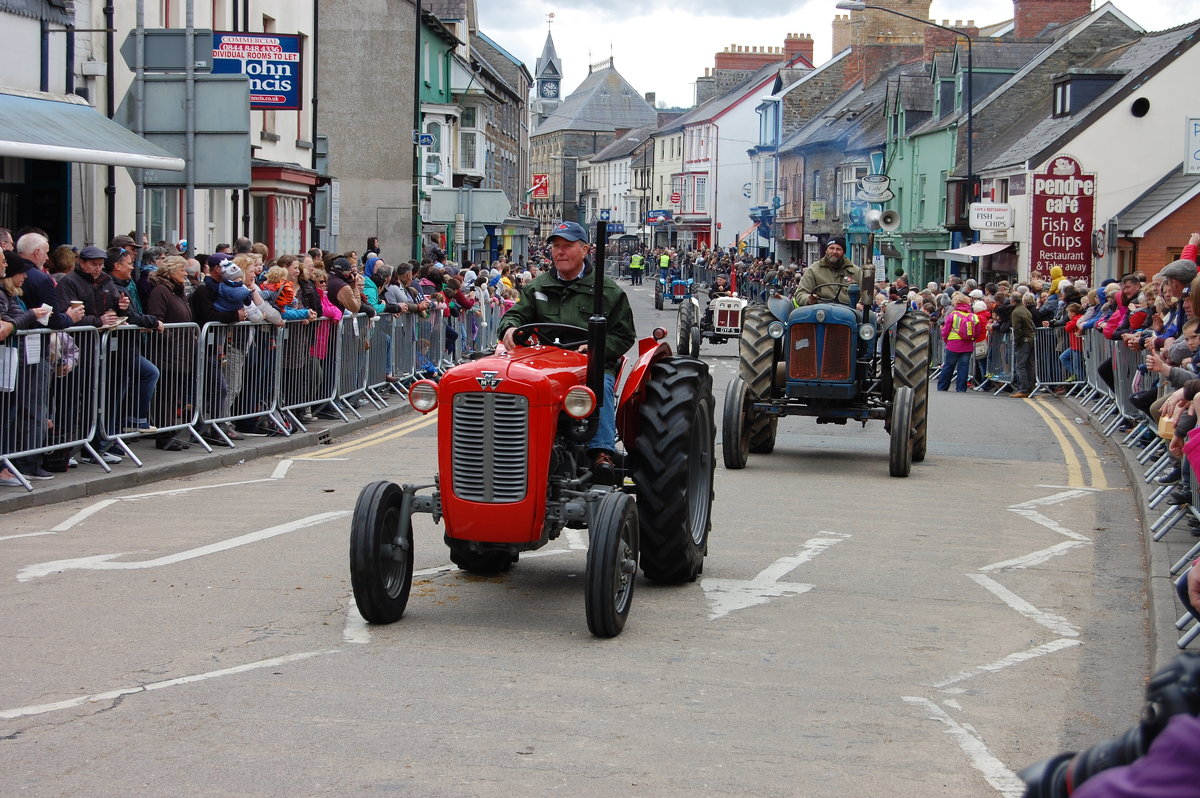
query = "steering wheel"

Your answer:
(806, 281), (854, 304)
(510, 323), (589, 350)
